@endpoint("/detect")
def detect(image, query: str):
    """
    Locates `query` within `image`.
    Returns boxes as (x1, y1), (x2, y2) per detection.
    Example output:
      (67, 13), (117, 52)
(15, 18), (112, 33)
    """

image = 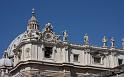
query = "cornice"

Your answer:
(9, 60), (111, 73)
